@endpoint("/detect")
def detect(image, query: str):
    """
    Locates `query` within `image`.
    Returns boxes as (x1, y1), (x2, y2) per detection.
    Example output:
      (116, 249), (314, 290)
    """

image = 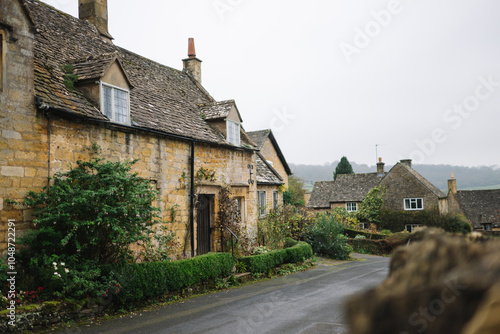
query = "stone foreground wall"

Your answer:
(346, 228), (500, 334)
